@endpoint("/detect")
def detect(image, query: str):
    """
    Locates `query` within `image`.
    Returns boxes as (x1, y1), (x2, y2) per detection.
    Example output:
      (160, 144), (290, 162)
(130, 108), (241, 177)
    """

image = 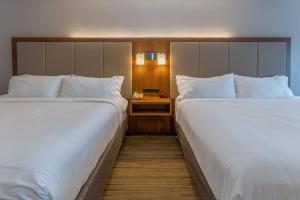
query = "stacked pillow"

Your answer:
(7, 75), (124, 99)
(176, 73), (294, 100)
